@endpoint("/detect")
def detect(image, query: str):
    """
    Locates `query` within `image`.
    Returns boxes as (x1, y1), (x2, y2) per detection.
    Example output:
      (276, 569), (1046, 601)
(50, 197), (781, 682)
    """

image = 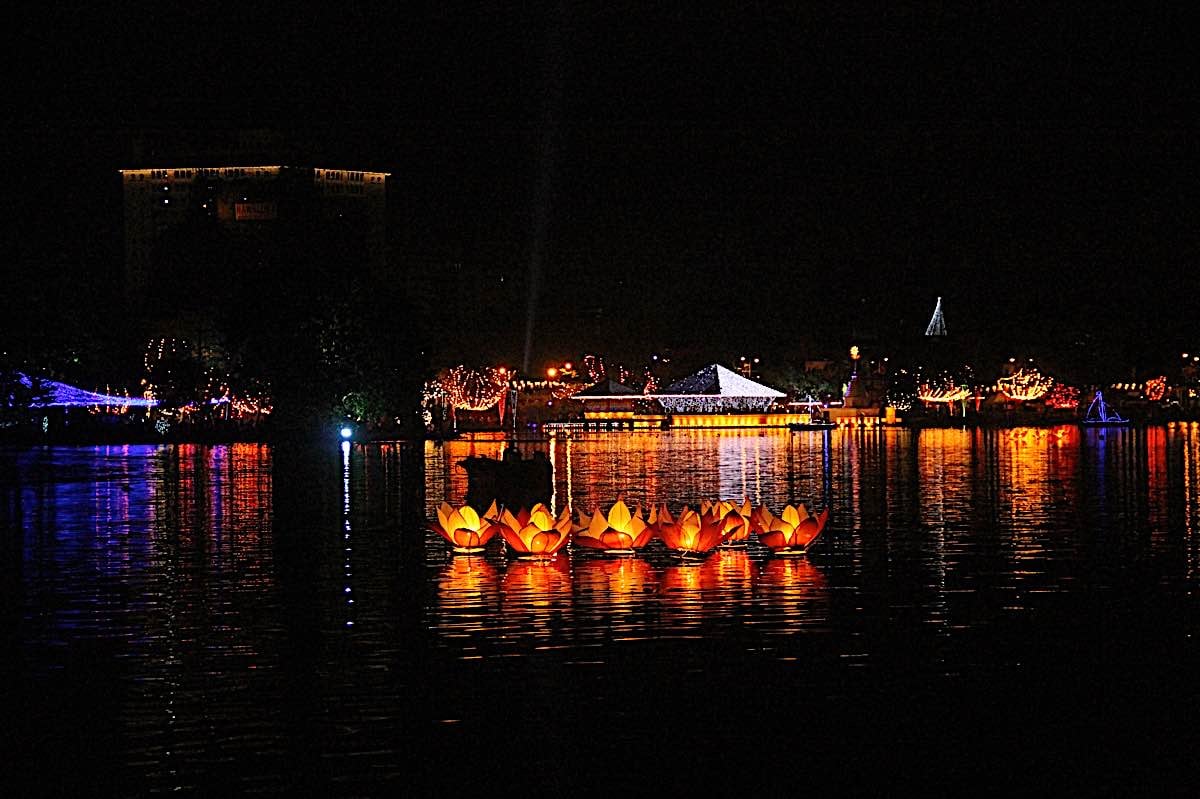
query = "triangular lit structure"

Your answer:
(653, 364), (785, 413)
(925, 296), (947, 336)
